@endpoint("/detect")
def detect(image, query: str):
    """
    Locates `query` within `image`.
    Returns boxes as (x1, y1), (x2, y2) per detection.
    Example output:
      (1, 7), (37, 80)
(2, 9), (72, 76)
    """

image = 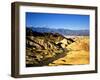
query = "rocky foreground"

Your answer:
(26, 28), (89, 67)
